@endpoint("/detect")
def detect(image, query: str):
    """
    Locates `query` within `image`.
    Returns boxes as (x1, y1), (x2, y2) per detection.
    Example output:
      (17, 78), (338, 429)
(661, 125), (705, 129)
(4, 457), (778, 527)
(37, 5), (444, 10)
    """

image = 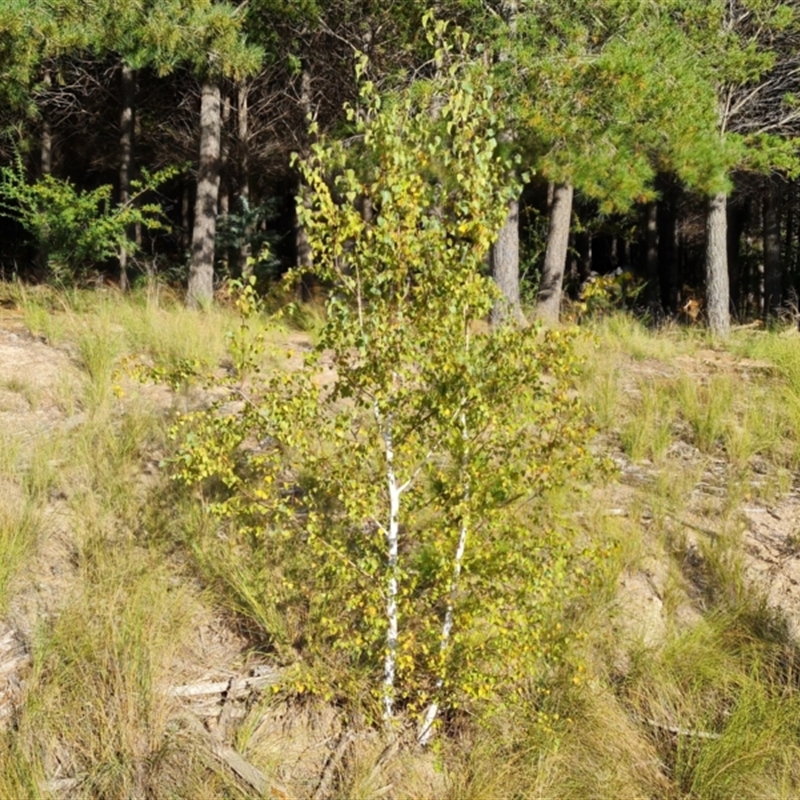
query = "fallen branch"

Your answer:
(40, 776), (84, 795)
(179, 712), (295, 799)
(634, 712), (721, 740)
(166, 666), (281, 700)
(312, 729), (356, 800)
